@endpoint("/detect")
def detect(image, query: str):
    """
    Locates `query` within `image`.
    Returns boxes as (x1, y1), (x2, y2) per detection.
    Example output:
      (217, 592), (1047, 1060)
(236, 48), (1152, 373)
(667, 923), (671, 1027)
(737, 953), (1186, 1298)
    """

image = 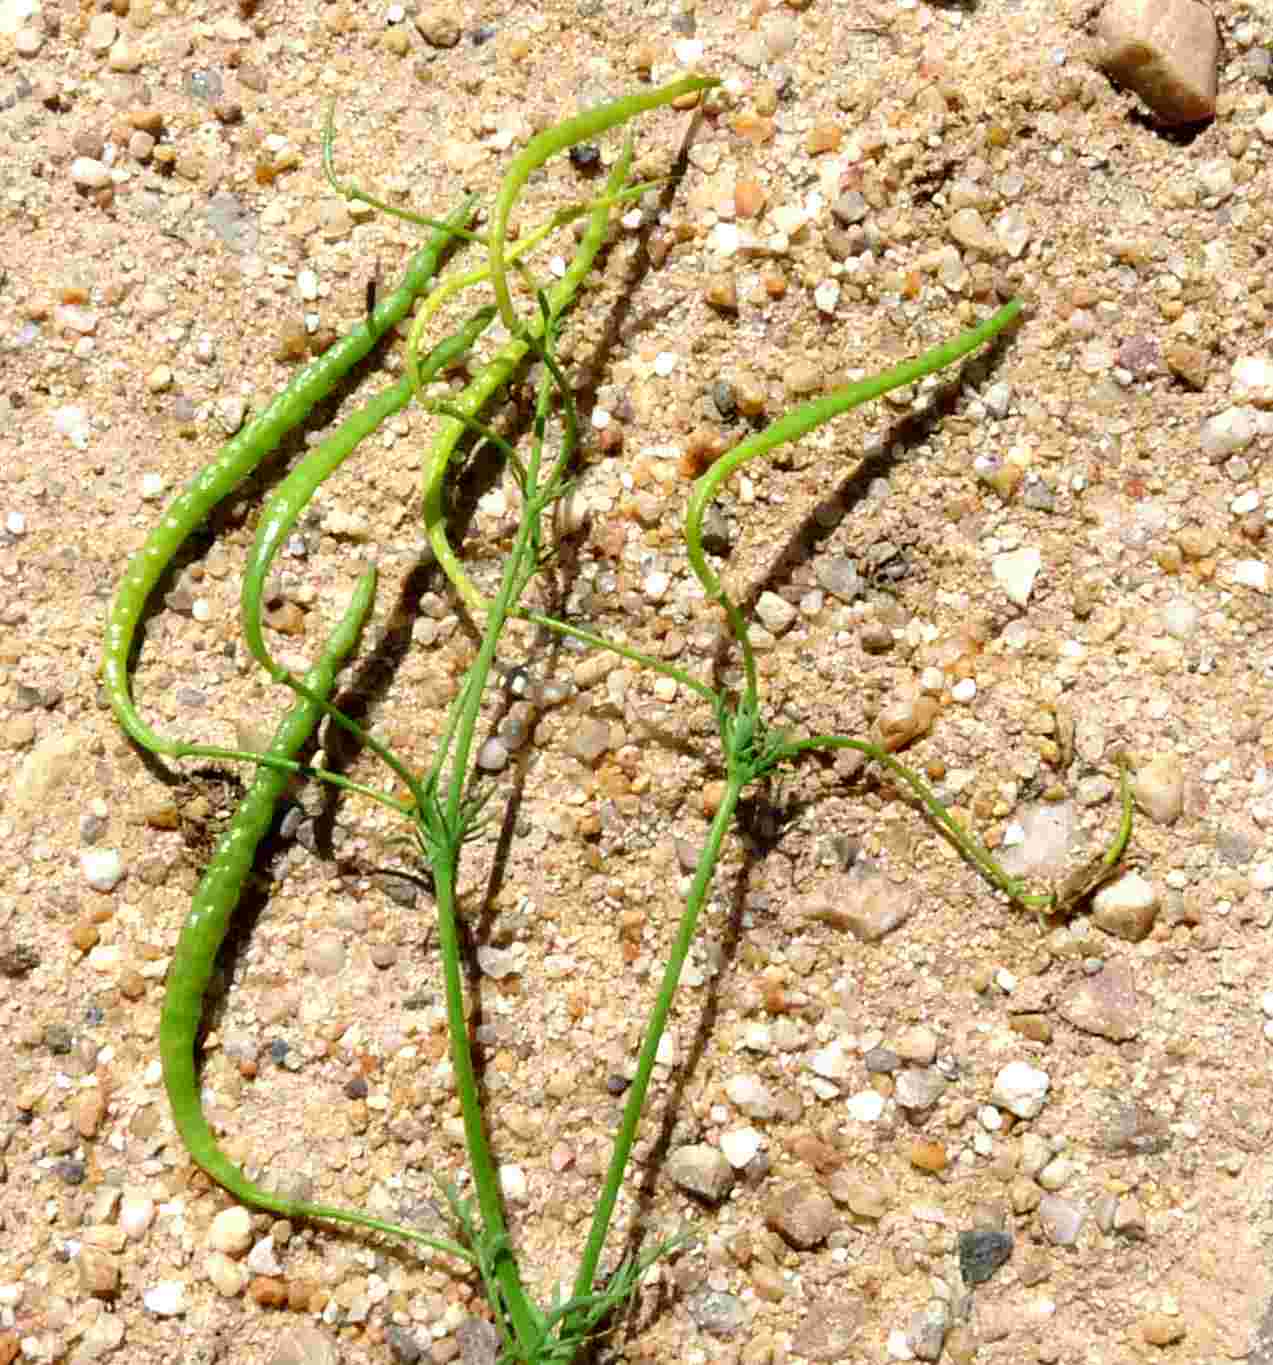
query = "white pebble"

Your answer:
(846, 1089), (886, 1122)
(673, 37), (705, 63)
(653, 351), (678, 378)
(919, 667), (945, 696)
(1232, 354), (1273, 406)
(5, 511), (26, 536)
(1200, 406), (1257, 460)
(590, 407), (611, 430)
(1262, 989), (1273, 1018)
(297, 269), (320, 301)
(207, 1206), (253, 1256)
(143, 1281), (187, 1317)
(991, 547), (1042, 606)
(499, 1164), (528, 1203)
(712, 222), (740, 256)
(995, 968), (1017, 993)
(991, 1061), (1050, 1118)
(644, 571), (670, 602)
(720, 1127), (762, 1168)
(191, 598), (211, 622)
(1231, 490), (1261, 515)
(53, 405), (92, 450)
(70, 157), (112, 190)
(119, 1192), (156, 1239)
(1232, 559), (1268, 592)
(814, 279), (841, 314)
(140, 472), (166, 501)
(951, 678), (977, 703)
(246, 1236), (283, 1276)
(15, 25), (44, 56)
(81, 848), (124, 892)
